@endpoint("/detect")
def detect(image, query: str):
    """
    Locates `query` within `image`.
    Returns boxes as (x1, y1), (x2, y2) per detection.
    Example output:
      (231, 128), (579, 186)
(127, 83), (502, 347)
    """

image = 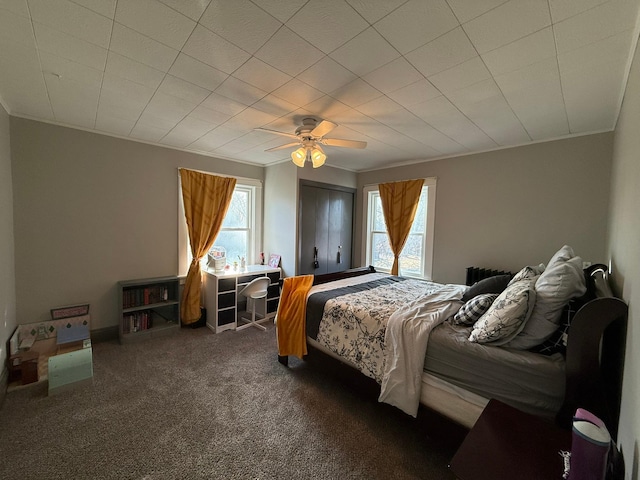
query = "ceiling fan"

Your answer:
(256, 117), (367, 168)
